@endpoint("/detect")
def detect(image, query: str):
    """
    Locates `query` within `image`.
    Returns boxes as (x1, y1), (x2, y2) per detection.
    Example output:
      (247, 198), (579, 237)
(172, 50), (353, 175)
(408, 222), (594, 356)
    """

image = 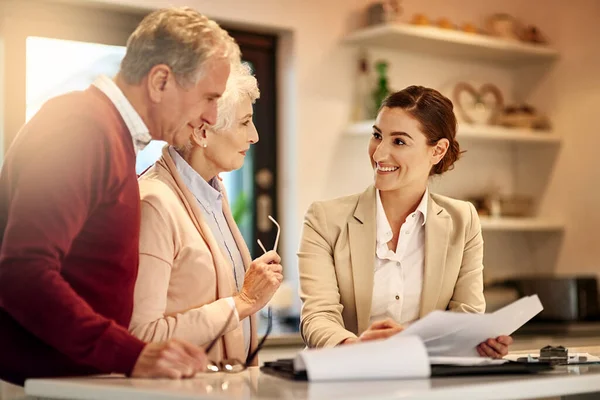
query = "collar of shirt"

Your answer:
(375, 188), (429, 249)
(92, 75), (151, 154)
(168, 146), (222, 212)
